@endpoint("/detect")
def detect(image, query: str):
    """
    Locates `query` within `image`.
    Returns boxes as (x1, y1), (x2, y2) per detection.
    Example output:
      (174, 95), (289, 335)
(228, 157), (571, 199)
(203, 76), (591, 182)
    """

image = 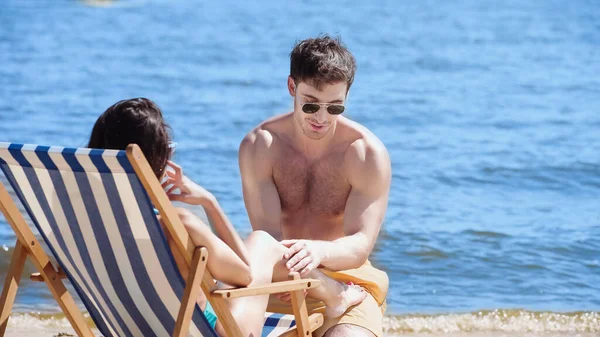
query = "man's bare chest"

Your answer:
(272, 151), (351, 217)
